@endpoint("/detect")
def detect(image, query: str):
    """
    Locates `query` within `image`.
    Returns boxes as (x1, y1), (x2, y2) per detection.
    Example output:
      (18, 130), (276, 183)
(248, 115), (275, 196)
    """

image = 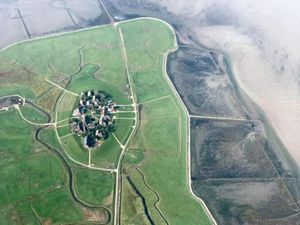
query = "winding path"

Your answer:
(0, 16), (221, 225)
